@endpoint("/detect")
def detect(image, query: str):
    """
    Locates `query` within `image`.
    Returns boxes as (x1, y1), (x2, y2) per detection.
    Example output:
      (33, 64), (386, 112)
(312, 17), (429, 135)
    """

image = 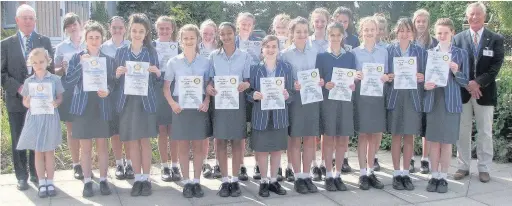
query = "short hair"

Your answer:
(16, 4), (36, 18)
(309, 8), (330, 32)
(236, 12), (256, 28)
(83, 20), (106, 43)
(434, 18), (455, 32)
(466, 2), (487, 16)
(63, 12), (82, 32)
